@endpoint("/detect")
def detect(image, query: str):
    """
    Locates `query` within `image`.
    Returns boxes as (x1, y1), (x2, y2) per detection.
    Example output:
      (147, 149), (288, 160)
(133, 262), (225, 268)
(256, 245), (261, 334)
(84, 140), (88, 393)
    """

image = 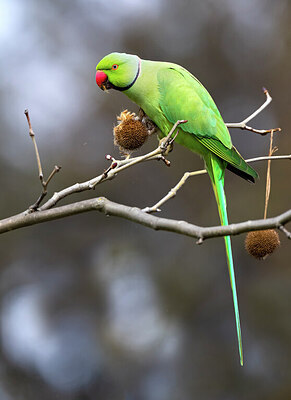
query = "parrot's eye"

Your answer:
(112, 64), (119, 70)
